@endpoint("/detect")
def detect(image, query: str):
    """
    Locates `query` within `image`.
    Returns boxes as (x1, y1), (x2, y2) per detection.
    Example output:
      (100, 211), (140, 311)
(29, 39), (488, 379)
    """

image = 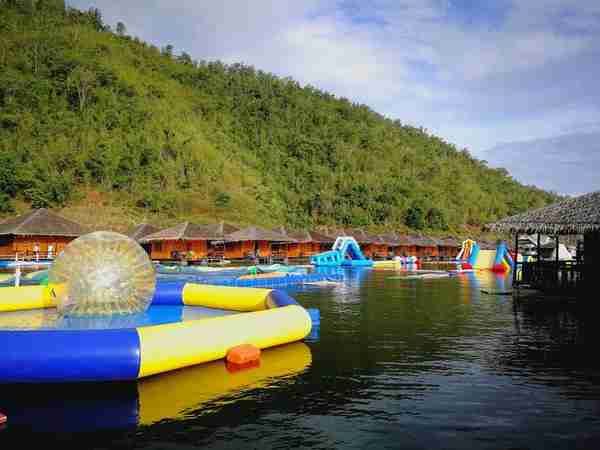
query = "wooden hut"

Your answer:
(488, 191), (600, 294)
(140, 222), (238, 262)
(414, 236), (439, 259)
(274, 228), (334, 258)
(127, 224), (159, 242)
(0, 208), (87, 260)
(224, 227), (295, 261)
(370, 234), (393, 259)
(343, 229), (376, 257)
(308, 230), (336, 254)
(127, 224), (159, 255)
(437, 237), (461, 260)
(394, 234), (418, 257)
